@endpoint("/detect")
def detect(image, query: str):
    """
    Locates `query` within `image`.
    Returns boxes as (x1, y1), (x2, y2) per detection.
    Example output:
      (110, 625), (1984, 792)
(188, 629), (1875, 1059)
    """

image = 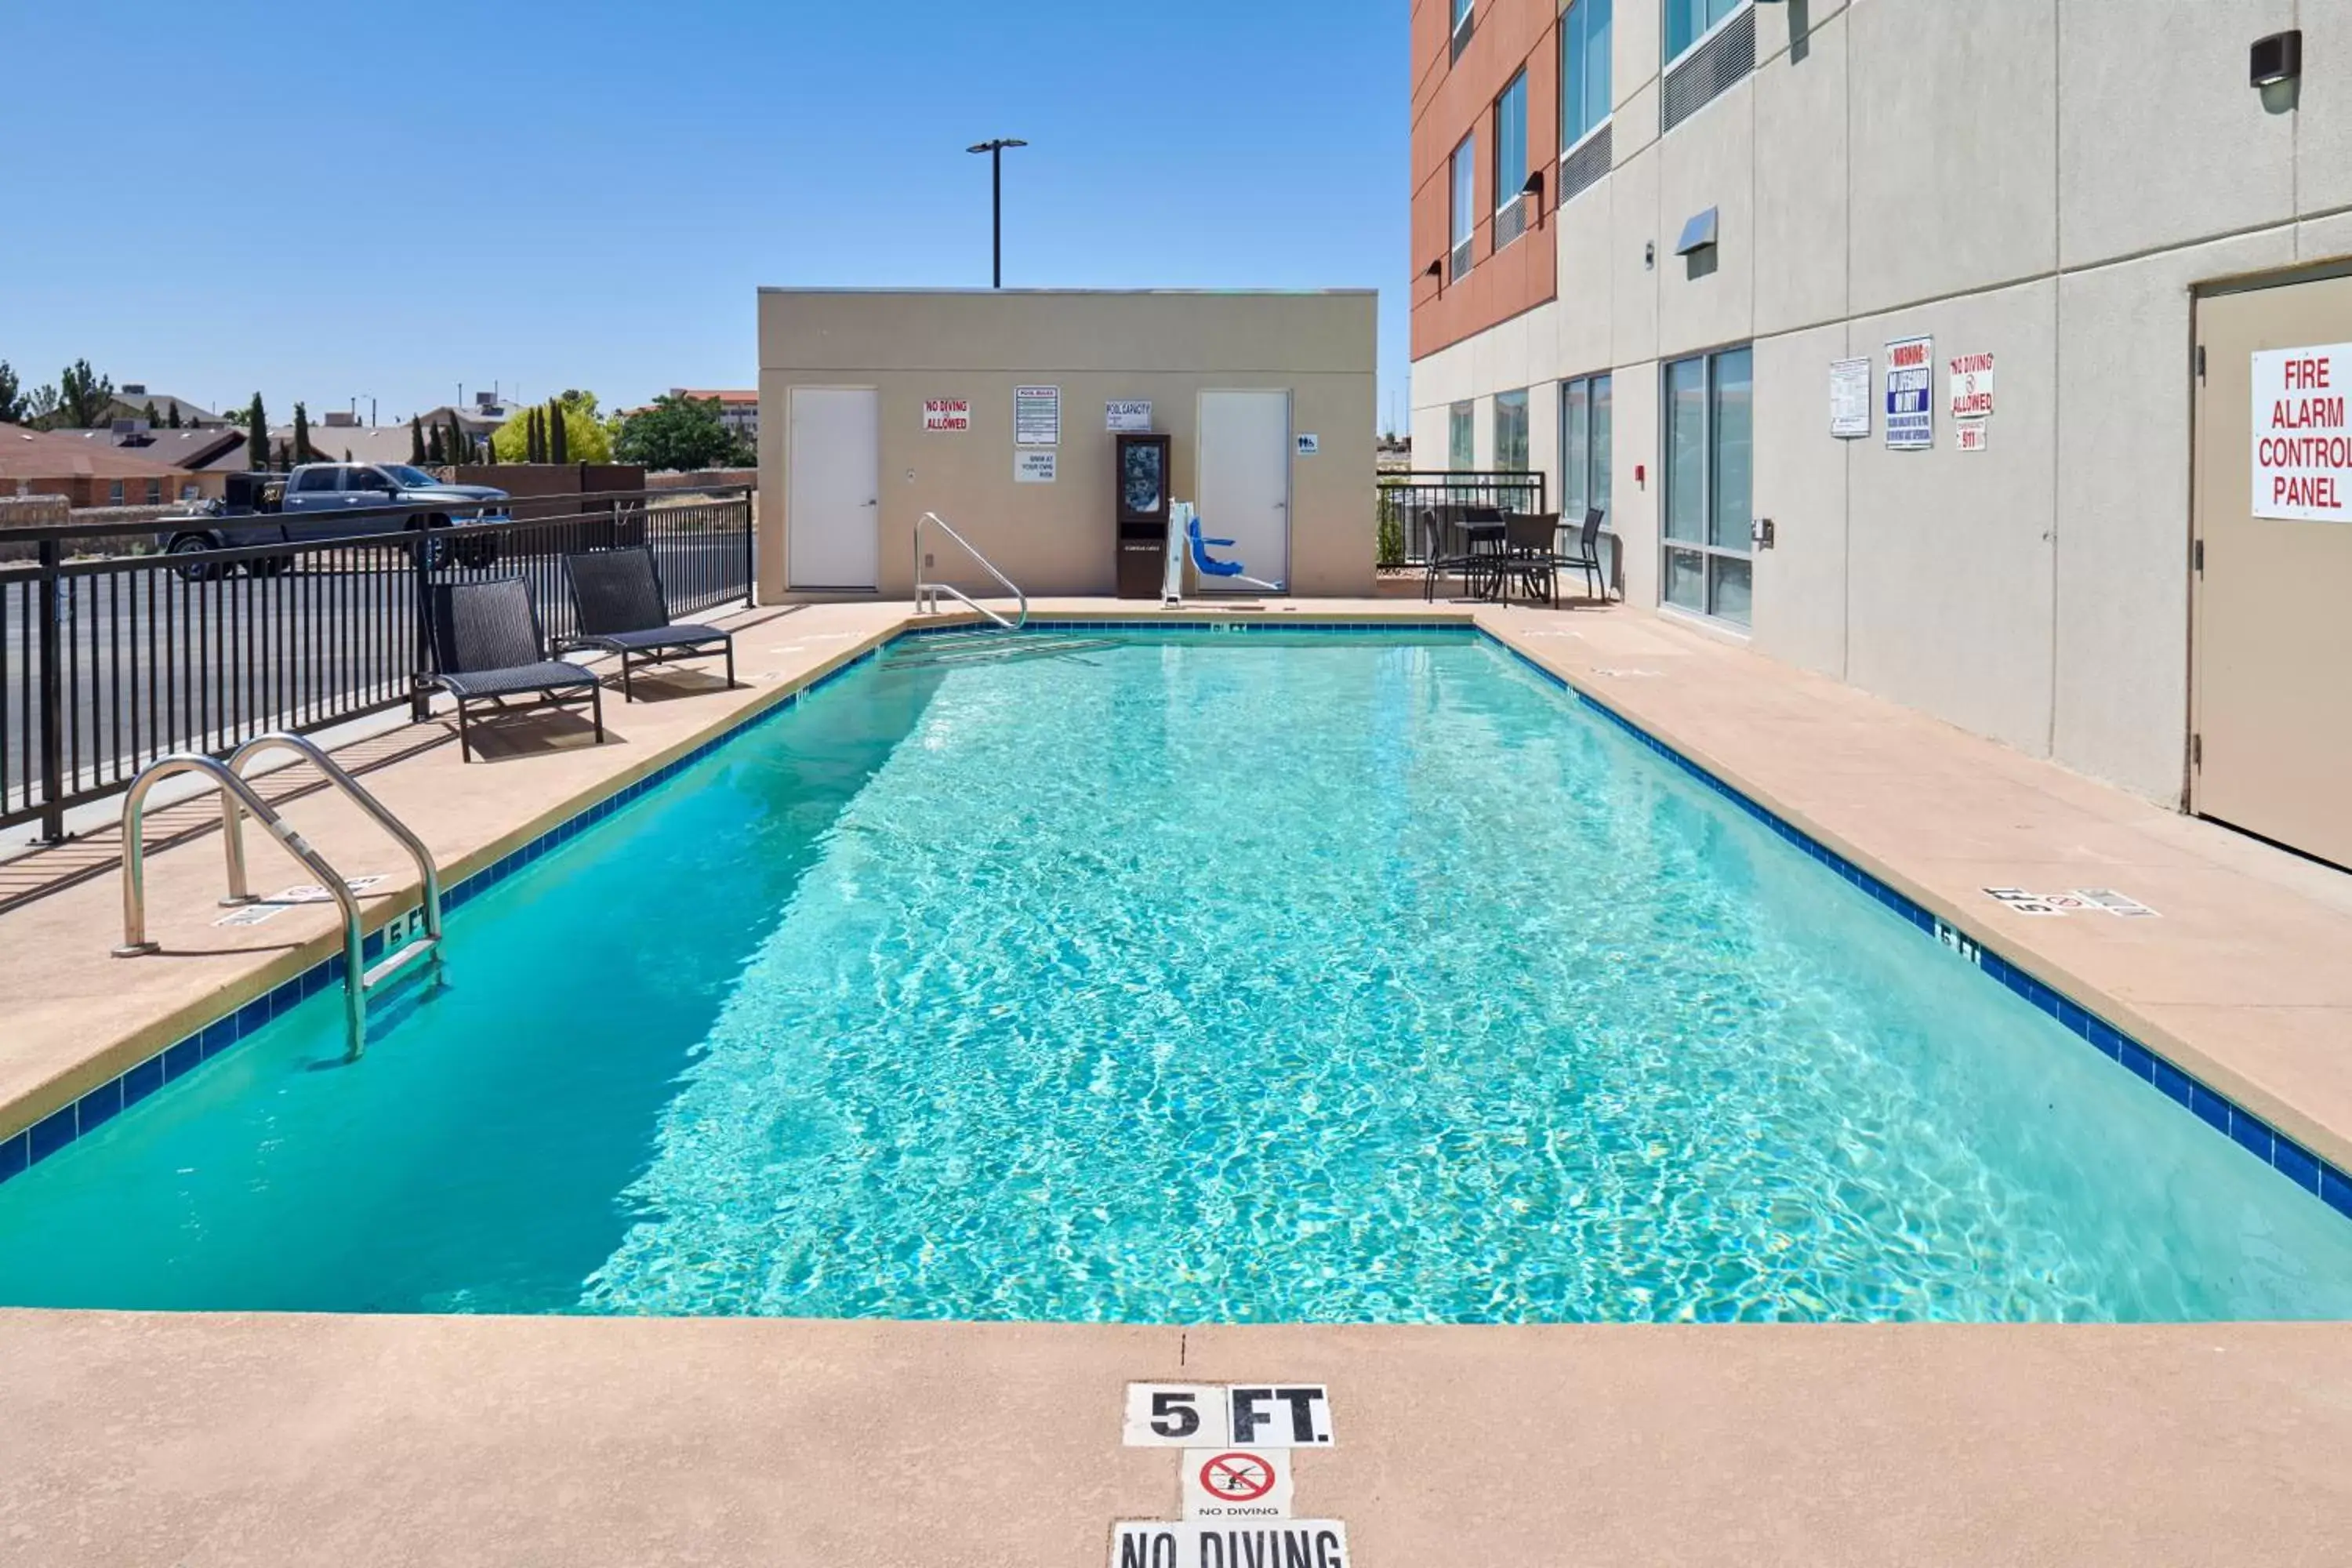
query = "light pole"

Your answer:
(965, 137), (1028, 288)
